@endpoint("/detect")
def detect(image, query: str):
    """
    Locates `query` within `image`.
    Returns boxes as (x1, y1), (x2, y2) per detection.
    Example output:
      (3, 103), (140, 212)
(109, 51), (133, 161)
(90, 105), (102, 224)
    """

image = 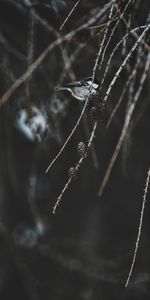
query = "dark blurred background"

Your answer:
(0, 0), (150, 299)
